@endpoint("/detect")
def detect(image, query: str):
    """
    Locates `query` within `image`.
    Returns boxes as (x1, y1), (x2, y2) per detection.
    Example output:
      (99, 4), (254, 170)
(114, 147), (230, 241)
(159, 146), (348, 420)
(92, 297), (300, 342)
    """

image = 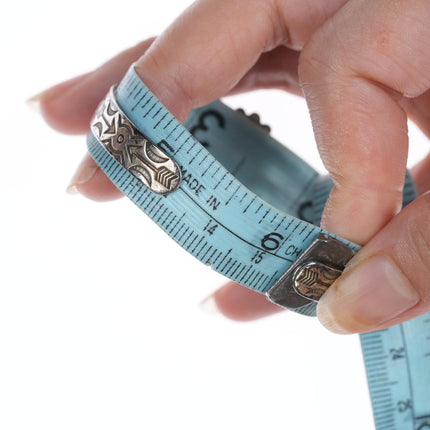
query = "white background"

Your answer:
(1, 1), (428, 429)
